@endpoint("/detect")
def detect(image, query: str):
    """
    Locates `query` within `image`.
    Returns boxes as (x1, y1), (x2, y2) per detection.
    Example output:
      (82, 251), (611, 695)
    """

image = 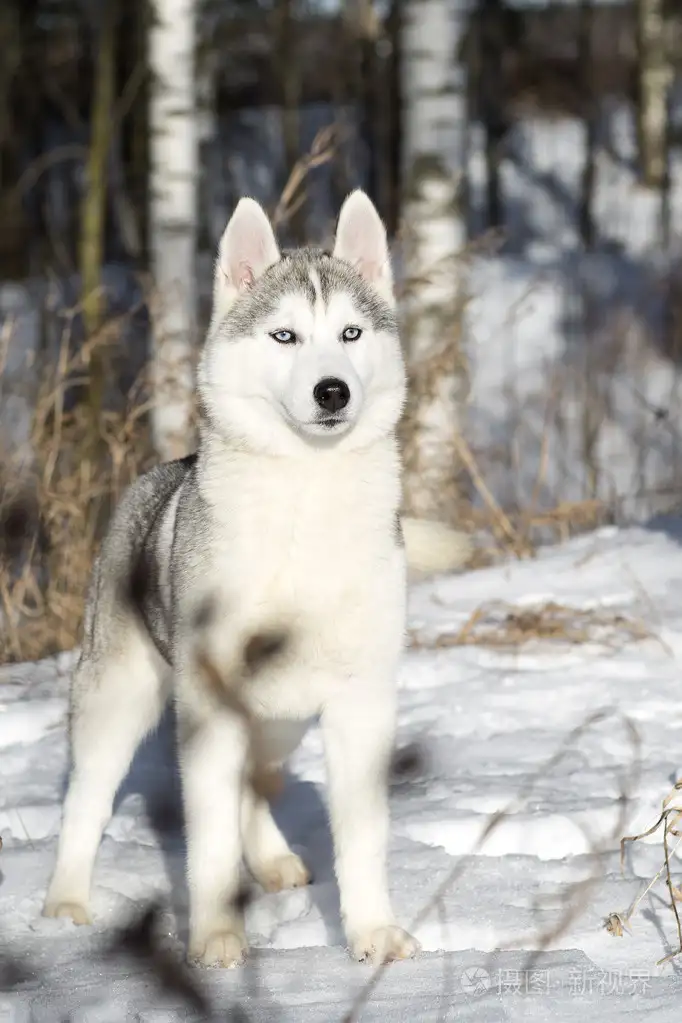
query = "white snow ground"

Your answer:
(2, 523), (682, 1020)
